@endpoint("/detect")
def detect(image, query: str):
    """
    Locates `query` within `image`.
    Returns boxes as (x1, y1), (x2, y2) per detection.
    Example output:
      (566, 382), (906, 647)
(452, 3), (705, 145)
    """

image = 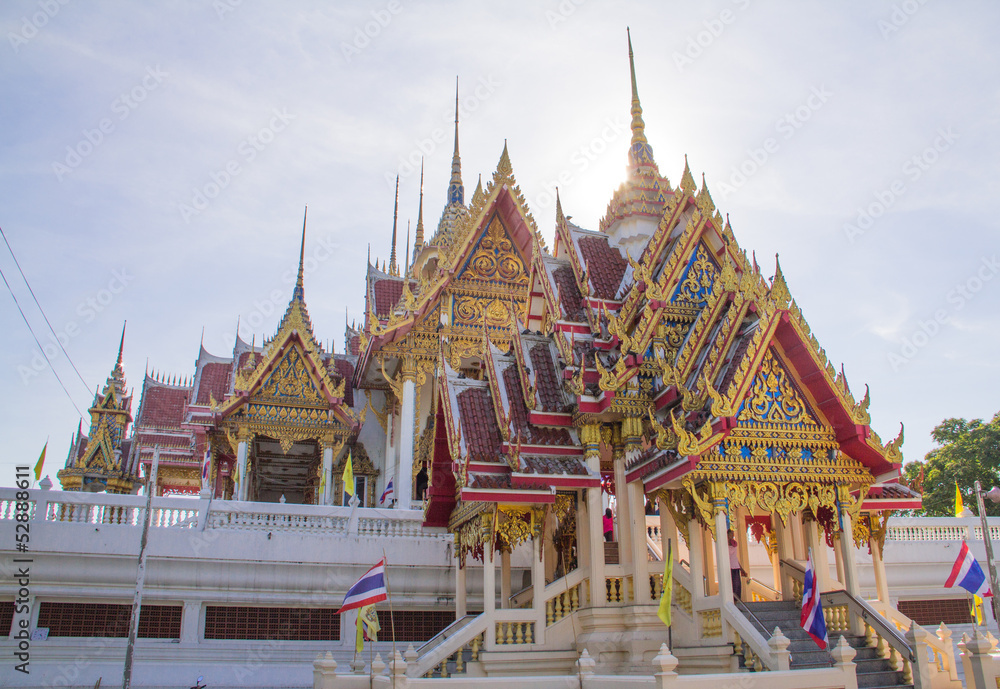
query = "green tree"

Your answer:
(902, 412), (1000, 517)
